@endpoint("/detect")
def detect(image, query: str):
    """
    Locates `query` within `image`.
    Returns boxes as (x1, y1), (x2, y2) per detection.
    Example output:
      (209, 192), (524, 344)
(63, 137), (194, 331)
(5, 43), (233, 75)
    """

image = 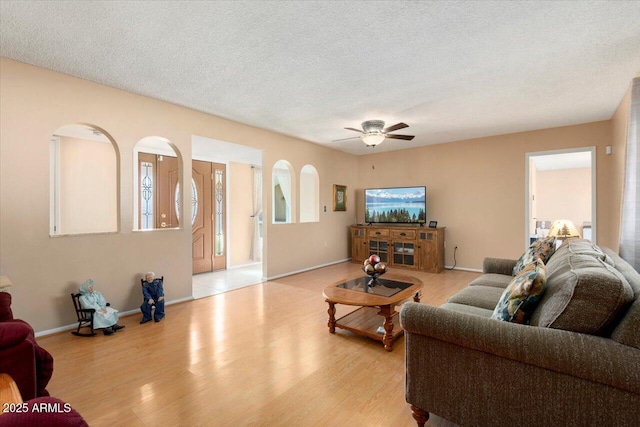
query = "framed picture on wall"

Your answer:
(333, 185), (347, 211)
